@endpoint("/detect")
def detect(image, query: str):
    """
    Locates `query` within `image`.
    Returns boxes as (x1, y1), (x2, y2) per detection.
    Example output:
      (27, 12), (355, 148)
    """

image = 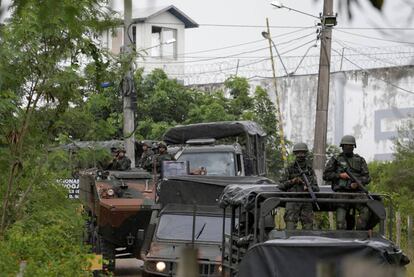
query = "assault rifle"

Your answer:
(338, 164), (374, 200)
(295, 161), (320, 210)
